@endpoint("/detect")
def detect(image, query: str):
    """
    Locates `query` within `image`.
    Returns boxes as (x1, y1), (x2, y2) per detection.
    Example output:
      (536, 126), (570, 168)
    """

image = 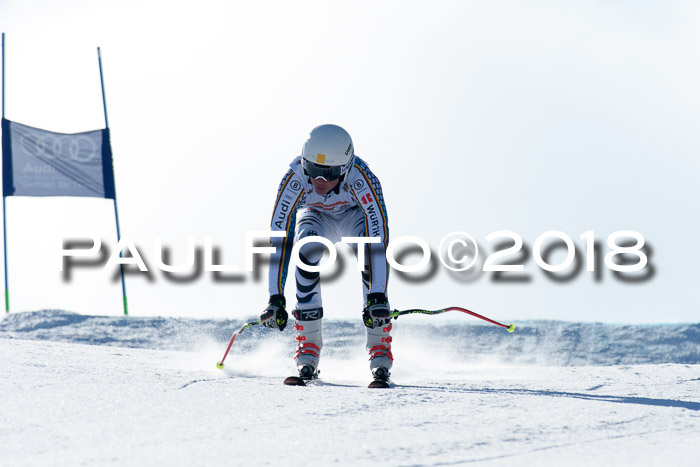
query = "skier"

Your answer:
(260, 124), (393, 386)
